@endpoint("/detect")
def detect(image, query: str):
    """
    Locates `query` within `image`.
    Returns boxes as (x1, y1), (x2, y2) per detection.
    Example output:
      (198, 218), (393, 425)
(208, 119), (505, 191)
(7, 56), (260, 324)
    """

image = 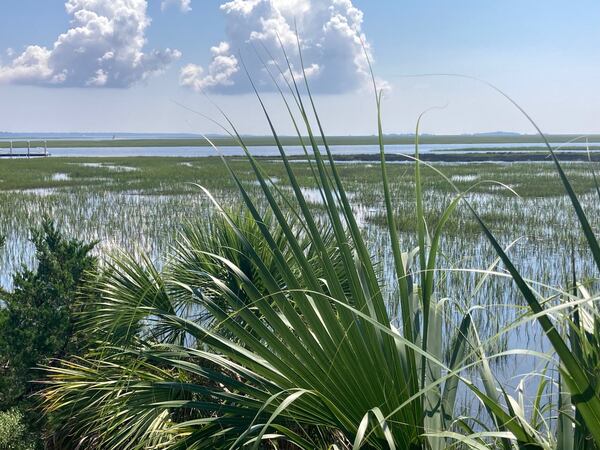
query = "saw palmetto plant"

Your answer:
(40, 44), (600, 450)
